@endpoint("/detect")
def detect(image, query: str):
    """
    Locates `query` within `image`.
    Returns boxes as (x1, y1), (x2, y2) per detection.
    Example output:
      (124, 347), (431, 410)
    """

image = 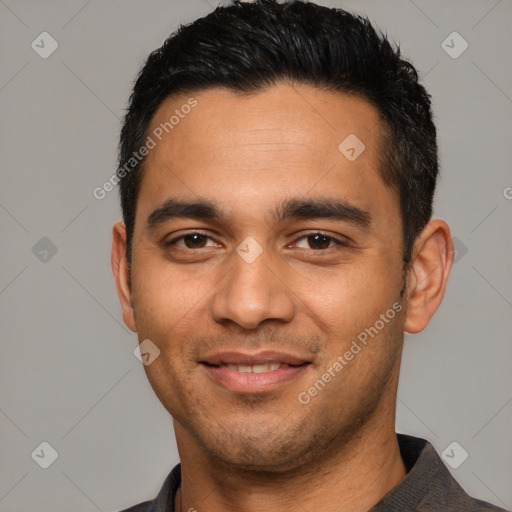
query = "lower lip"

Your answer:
(200, 364), (309, 394)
